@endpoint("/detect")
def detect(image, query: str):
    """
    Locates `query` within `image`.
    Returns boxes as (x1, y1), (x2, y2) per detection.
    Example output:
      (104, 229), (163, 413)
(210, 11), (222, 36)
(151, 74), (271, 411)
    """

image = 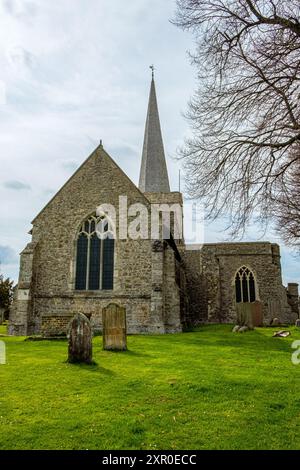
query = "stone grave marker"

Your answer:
(0, 308), (4, 325)
(236, 303), (253, 328)
(102, 303), (127, 351)
(236, 301), (263, 328)
(67, 313), (93, 364)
